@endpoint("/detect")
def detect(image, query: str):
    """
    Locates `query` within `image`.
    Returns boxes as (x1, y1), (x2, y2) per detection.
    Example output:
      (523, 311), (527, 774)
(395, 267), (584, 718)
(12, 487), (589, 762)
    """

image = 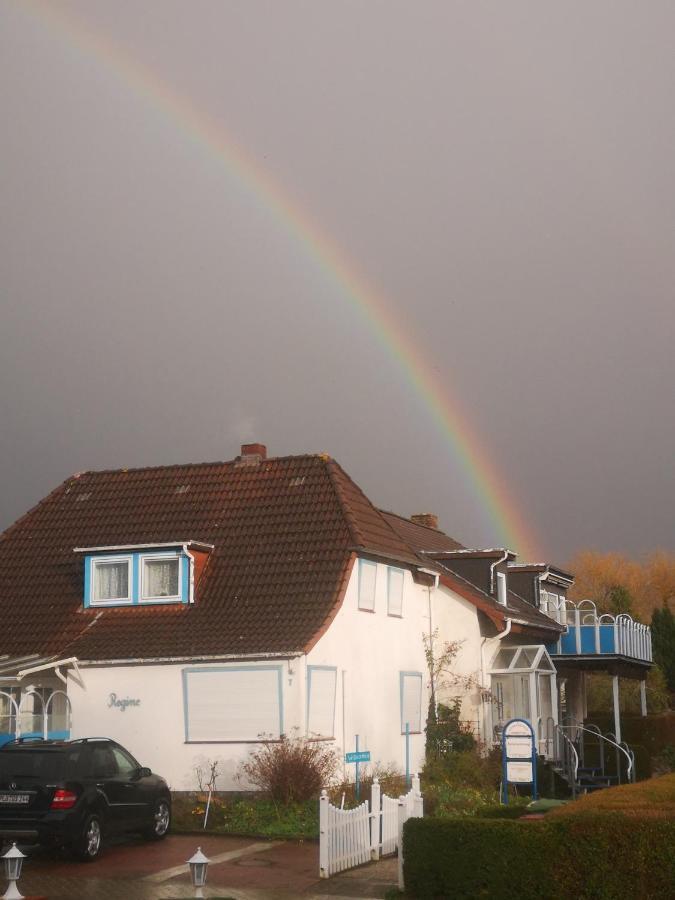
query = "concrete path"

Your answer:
(7, 834), (399, 899)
